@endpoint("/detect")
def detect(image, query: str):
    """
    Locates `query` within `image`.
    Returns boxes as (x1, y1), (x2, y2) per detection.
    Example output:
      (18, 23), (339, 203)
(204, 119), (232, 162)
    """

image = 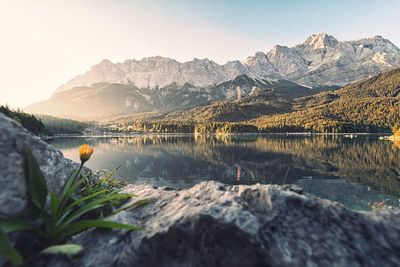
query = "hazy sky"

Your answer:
(1, 0), (399, 108)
